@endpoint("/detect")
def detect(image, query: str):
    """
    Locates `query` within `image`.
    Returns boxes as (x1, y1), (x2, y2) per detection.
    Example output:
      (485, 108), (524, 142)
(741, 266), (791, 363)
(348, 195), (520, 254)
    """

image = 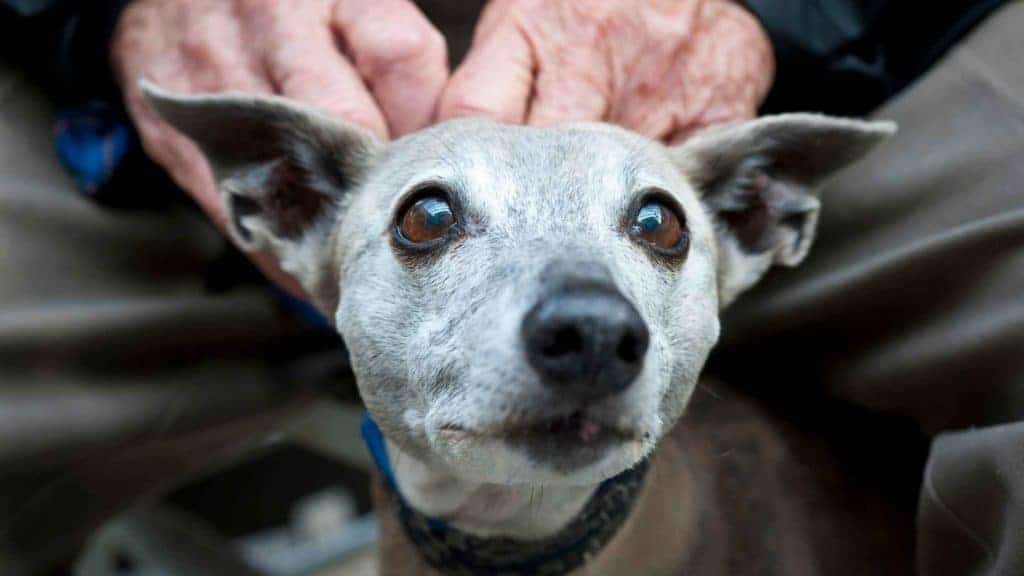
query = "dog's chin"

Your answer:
(428, 416), (654, 486)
